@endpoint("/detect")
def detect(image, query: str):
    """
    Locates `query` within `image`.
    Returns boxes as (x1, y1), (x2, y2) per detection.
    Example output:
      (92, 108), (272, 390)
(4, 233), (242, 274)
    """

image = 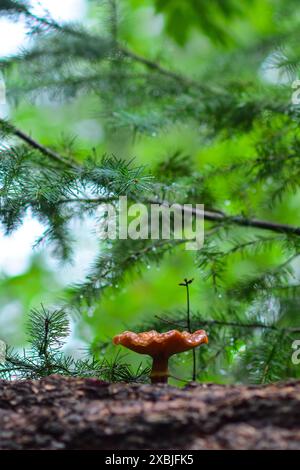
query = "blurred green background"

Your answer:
(1, 0), (300, 384)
